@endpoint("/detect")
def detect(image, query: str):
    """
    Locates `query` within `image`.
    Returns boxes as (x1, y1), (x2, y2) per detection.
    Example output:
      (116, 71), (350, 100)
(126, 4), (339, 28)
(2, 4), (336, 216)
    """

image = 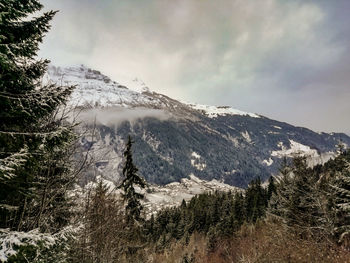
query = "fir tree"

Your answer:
(245, 177), (267, 222)
(0, 0), (75, 231)
(267, 176), (277, 201)
(288, 157), (320, 228)
(233, 192), (245, 227)
(268, 156), (293, 220)
(119, 136), (146, 224)
(329, 151), (350, 244)
(270, 156), (326, 235)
